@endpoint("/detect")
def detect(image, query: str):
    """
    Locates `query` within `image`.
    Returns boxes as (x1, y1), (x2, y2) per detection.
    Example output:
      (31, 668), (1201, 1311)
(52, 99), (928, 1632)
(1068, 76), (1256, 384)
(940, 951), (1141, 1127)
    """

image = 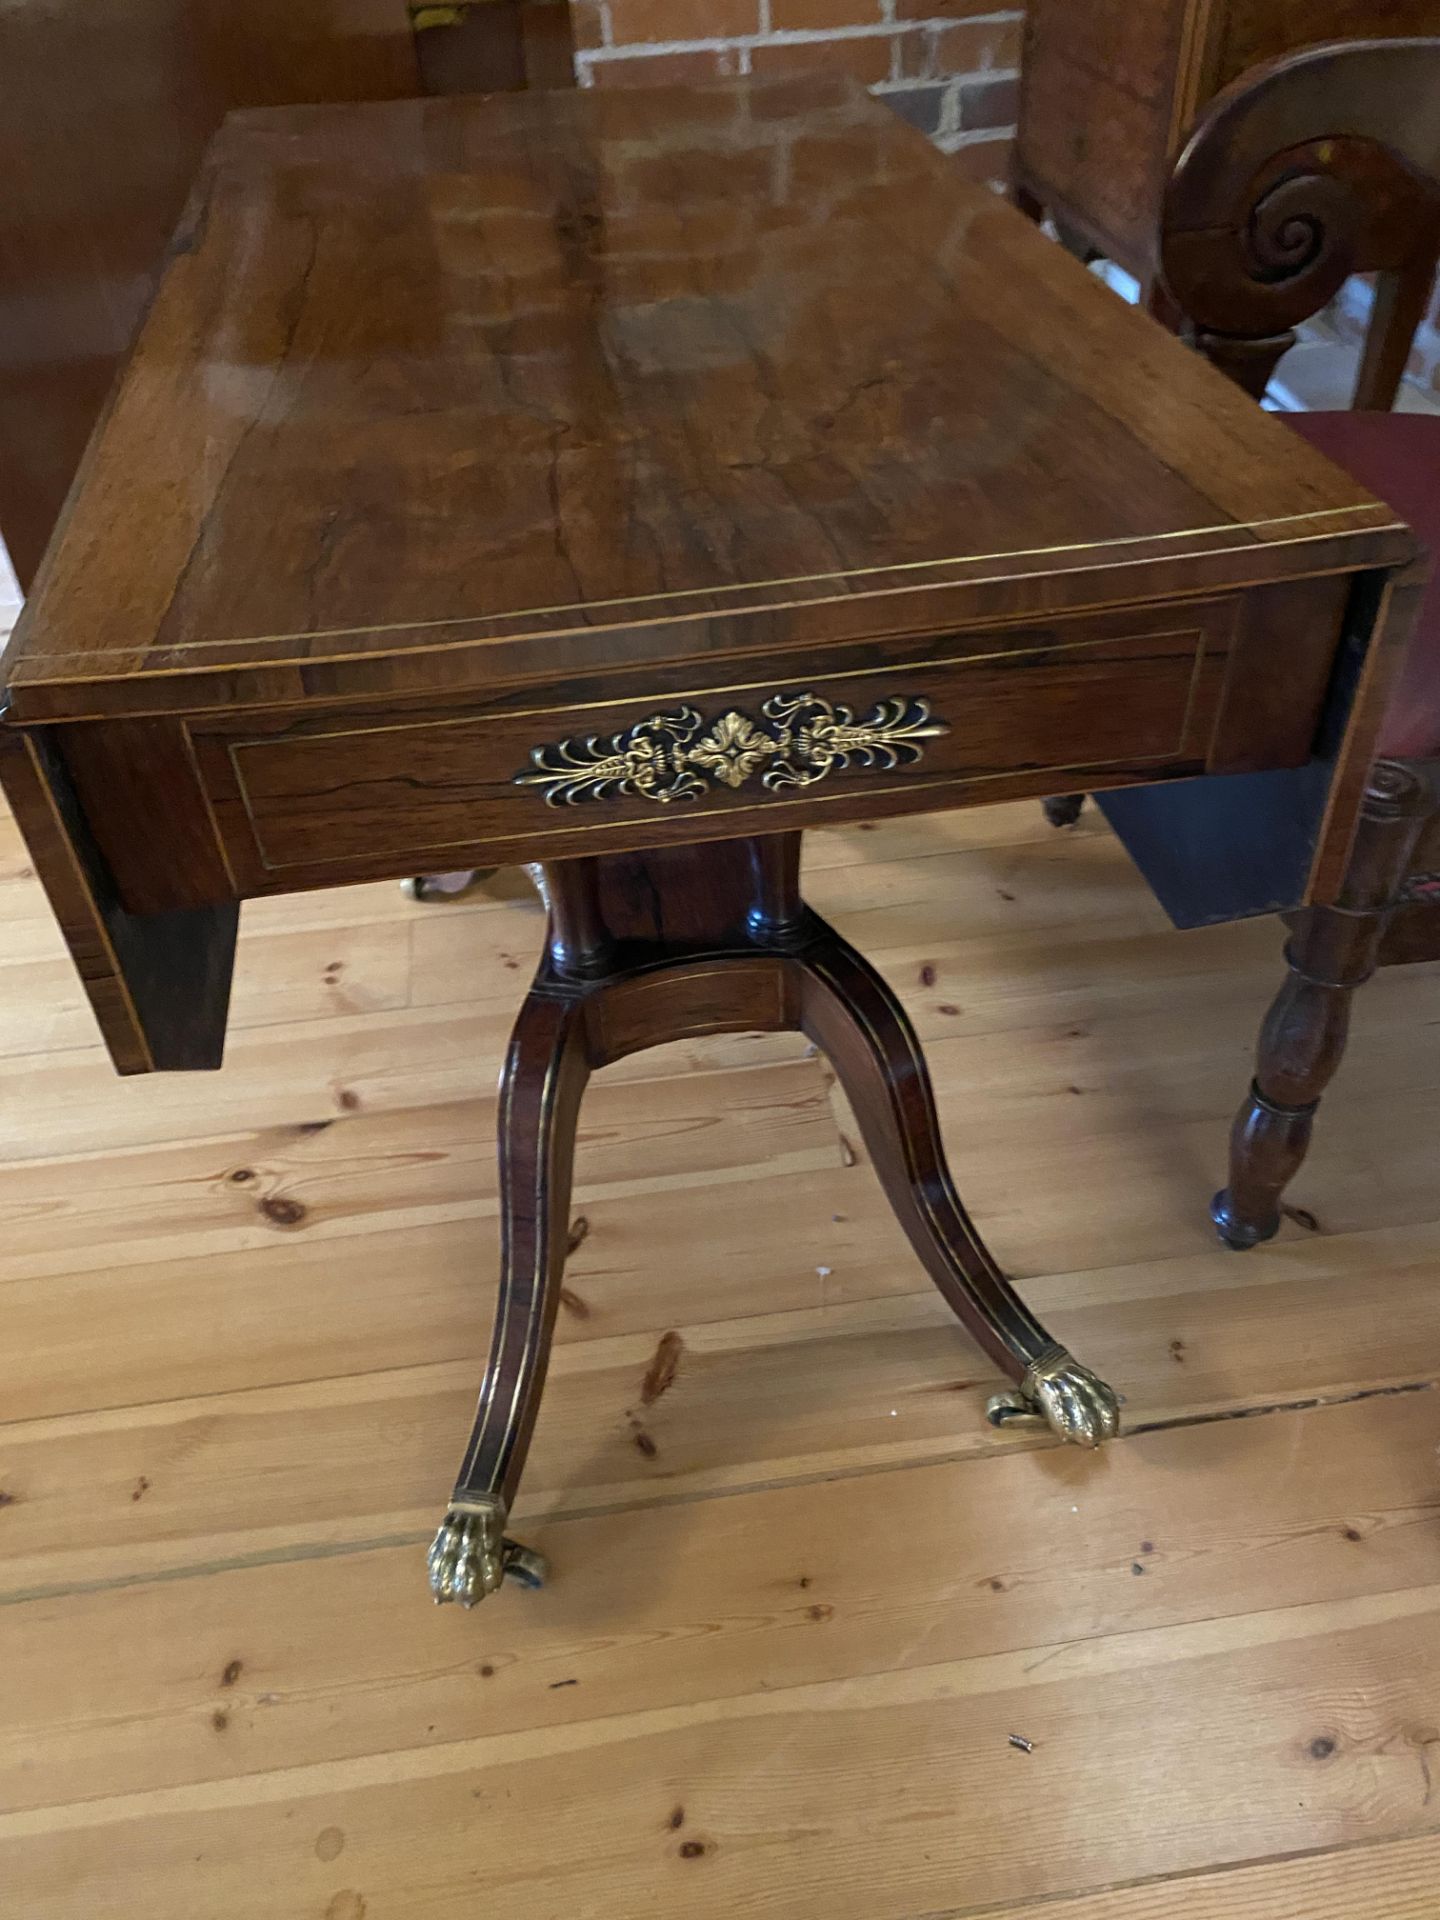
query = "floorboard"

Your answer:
(1, 801), (1437, 1916)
